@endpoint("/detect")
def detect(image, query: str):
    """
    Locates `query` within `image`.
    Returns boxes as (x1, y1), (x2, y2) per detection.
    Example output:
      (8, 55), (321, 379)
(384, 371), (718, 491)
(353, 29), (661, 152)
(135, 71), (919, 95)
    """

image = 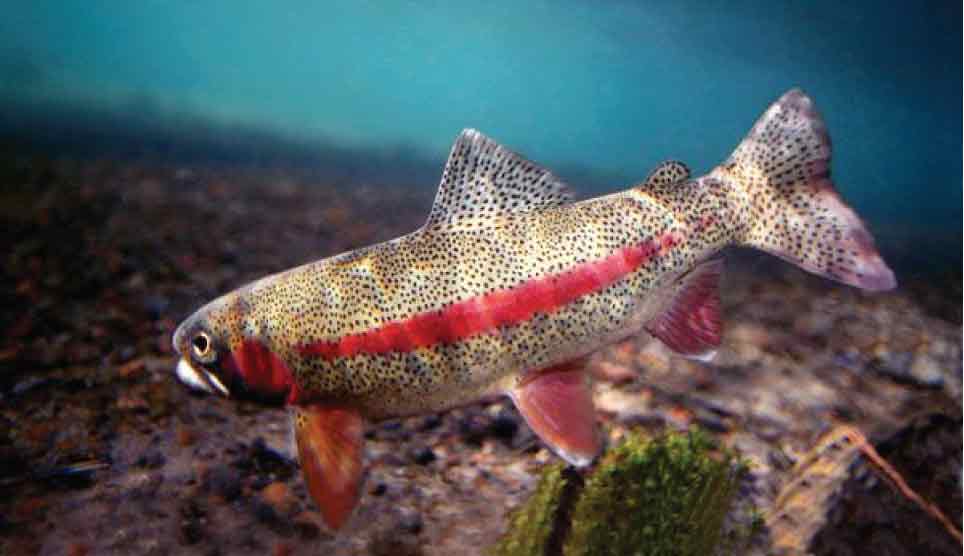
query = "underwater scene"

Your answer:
(1, 2), (960, 555)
